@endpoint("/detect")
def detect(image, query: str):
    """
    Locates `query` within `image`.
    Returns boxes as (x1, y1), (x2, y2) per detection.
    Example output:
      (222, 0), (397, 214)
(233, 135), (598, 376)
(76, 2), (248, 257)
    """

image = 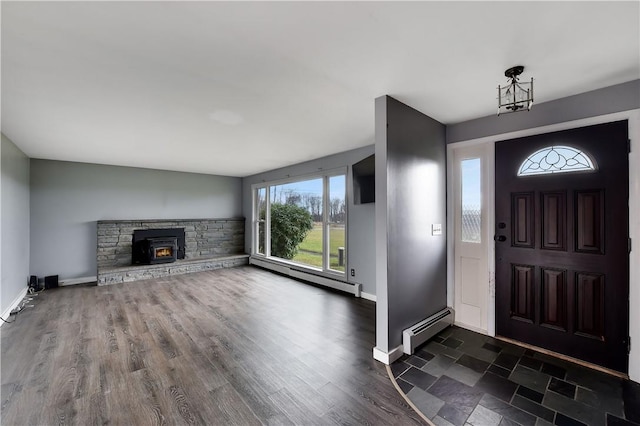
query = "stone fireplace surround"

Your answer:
(97, 218), (247, 285)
